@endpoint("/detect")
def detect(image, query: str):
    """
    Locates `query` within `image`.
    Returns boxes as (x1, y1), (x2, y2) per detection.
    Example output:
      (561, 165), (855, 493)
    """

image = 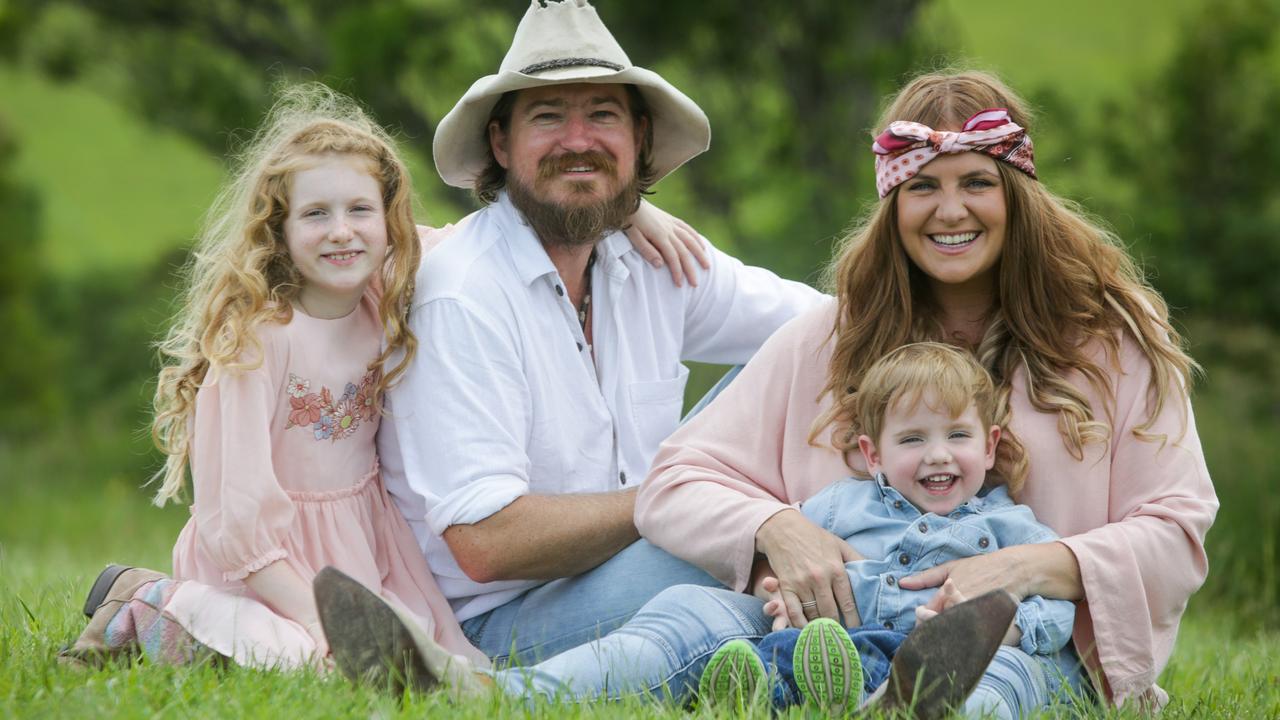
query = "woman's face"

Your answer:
(895, 152), (1007, 296)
